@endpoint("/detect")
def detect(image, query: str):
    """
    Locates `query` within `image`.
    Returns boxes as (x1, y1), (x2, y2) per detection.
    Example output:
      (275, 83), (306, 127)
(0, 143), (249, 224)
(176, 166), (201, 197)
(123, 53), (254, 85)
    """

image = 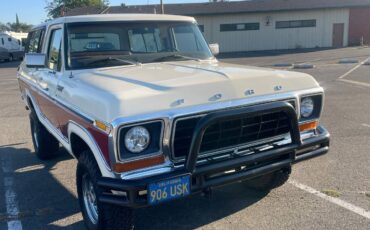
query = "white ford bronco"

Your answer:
(18, 14), (330, 229)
